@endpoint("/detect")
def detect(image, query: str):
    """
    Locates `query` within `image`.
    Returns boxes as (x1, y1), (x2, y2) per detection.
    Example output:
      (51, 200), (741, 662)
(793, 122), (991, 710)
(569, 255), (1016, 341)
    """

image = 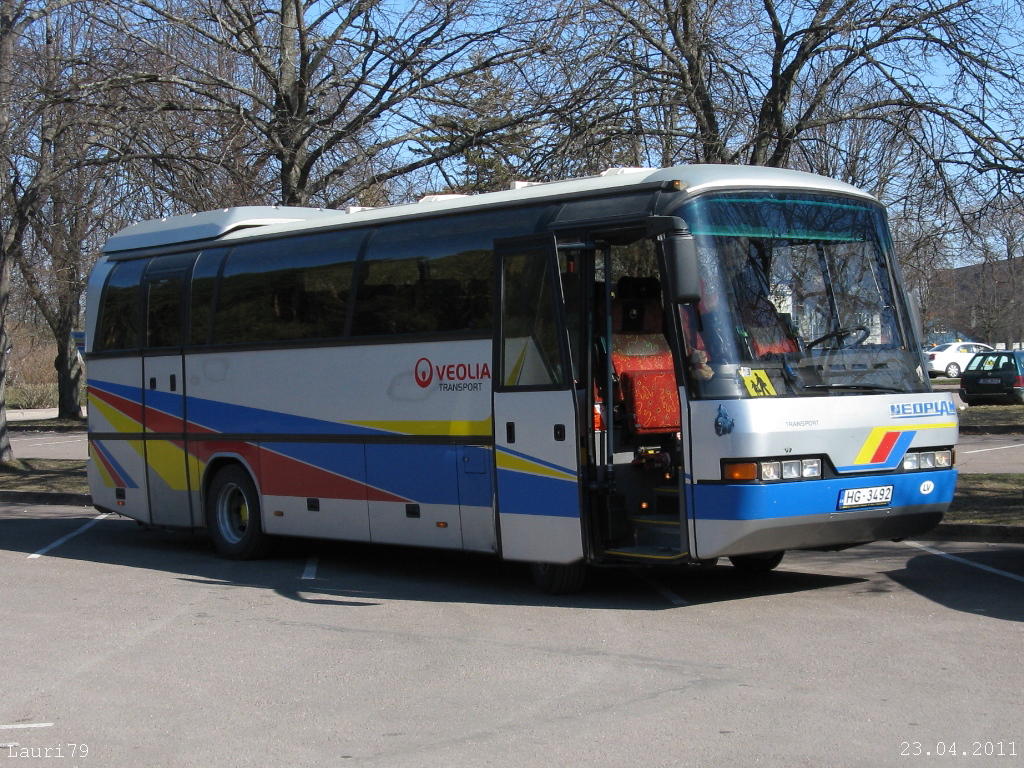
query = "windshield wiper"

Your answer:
(800, 383), (904, 393)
